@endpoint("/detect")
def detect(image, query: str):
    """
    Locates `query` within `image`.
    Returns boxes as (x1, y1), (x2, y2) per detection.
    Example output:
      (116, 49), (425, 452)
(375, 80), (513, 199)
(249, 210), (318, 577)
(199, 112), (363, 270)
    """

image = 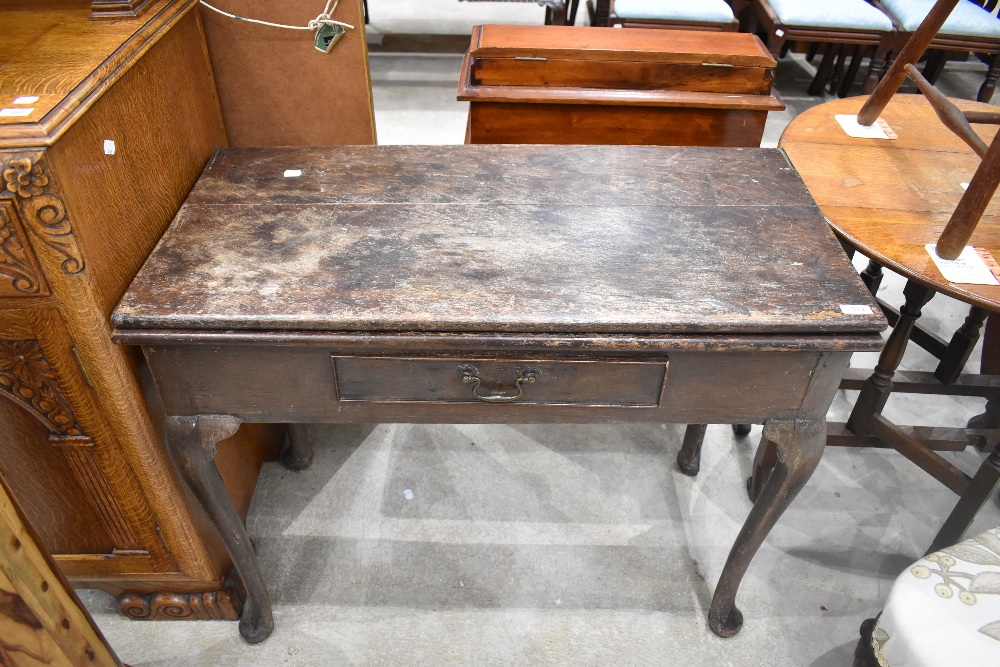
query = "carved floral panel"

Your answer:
(0, 339), (84, 437)
(0, 199), (48, 297)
